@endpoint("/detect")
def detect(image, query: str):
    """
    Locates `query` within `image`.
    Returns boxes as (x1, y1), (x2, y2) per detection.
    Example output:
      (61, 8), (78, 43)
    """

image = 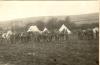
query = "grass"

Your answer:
(0, 39), (99, 65)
